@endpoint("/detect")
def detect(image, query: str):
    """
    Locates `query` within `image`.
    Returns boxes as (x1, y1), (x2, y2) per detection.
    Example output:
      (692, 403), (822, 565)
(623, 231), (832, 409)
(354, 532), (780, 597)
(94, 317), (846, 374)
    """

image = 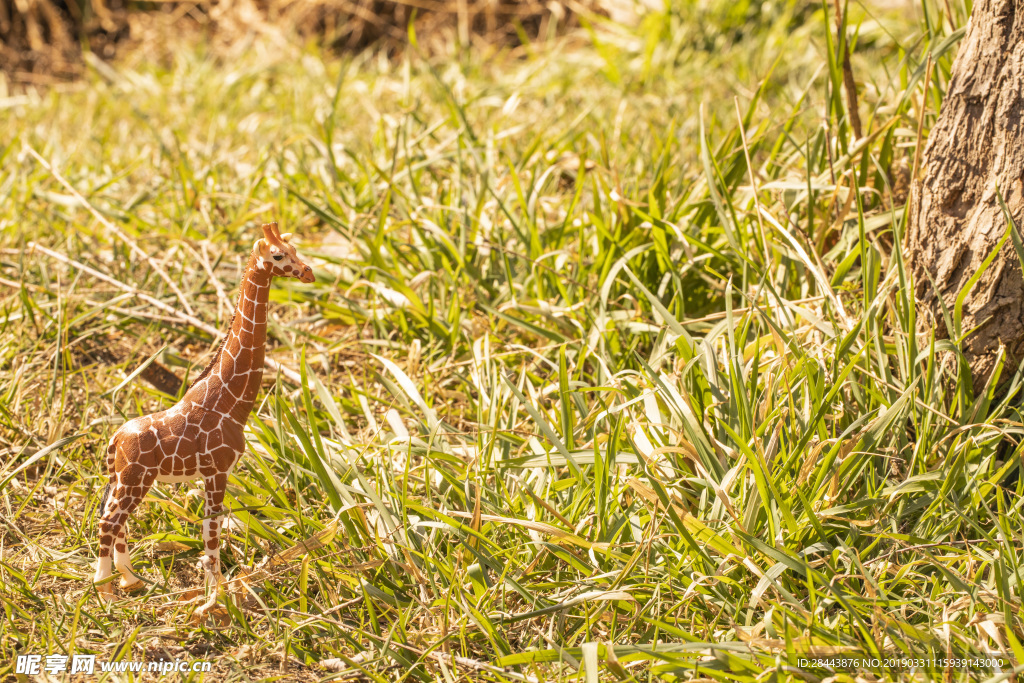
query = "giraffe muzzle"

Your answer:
(299, 266), (315, 283)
